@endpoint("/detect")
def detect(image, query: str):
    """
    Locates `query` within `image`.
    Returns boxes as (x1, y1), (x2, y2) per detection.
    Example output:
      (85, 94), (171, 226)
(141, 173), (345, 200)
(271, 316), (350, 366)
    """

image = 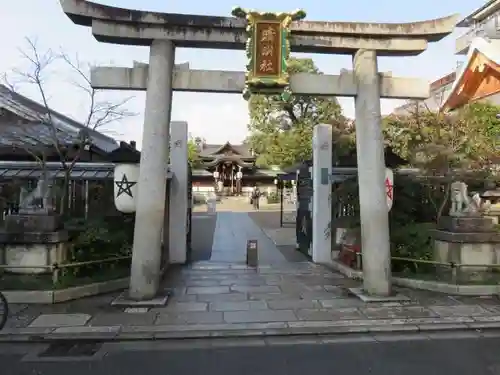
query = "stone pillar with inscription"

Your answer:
(168, 121), (189, 264)
(312, 124), (333, 264)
